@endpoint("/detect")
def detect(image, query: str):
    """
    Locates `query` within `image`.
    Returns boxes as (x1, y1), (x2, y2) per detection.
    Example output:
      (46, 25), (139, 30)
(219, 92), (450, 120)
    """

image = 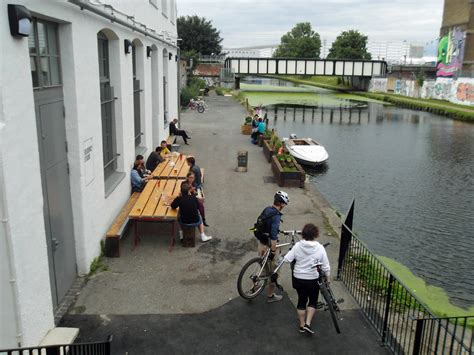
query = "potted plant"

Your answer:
(258, 128), (272, 147)
(263, 132), (282, 163)
(271, 153), (306, 188)
(241, 116), (253, 135)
